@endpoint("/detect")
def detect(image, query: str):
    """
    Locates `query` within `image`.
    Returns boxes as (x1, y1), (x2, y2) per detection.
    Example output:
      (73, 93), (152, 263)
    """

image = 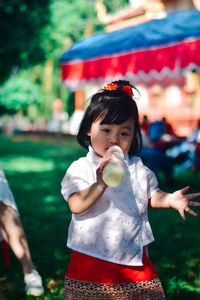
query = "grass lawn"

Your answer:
(0, 135), (200, 299)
